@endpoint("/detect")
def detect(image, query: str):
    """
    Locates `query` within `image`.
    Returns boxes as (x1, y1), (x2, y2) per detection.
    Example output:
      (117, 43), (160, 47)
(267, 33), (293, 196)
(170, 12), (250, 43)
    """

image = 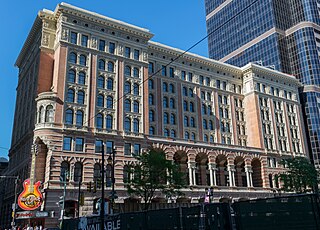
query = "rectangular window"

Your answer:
(188, 72), (193, 82)
(257, 83), (261, 91)
(181, 71), (186, 80)
(75, 138), (84, 151)
(162, 65), (167, 76)
(109, 42), (115, 54)
(99, 40), (105, 51)
(134, 144), (141, 155)
(63, 137), (72, 151)
(222, 81), (227, 90)
(169, 67), (174, 78)
(95, 140), (103, 153)
(71, 32), (77, 44)
(81, 35), (88, 47)
(134, 49), (139, 60)
(270, 87), (274, 95)
(124, 143), (131, 155)
(106, 141), (113, 154)
(125, 47), (131, 58)
(216, 80), (220, 89)
(148, 62), (154, 74)
(284, 90), (287, 98)
(262, 84), (266, 93)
